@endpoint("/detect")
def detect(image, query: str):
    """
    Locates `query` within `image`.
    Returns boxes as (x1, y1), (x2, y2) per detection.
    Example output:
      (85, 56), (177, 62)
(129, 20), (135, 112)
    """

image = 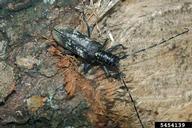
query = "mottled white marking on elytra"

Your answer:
(43, 0), (55, 4)
(76, 48), (85, 58)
